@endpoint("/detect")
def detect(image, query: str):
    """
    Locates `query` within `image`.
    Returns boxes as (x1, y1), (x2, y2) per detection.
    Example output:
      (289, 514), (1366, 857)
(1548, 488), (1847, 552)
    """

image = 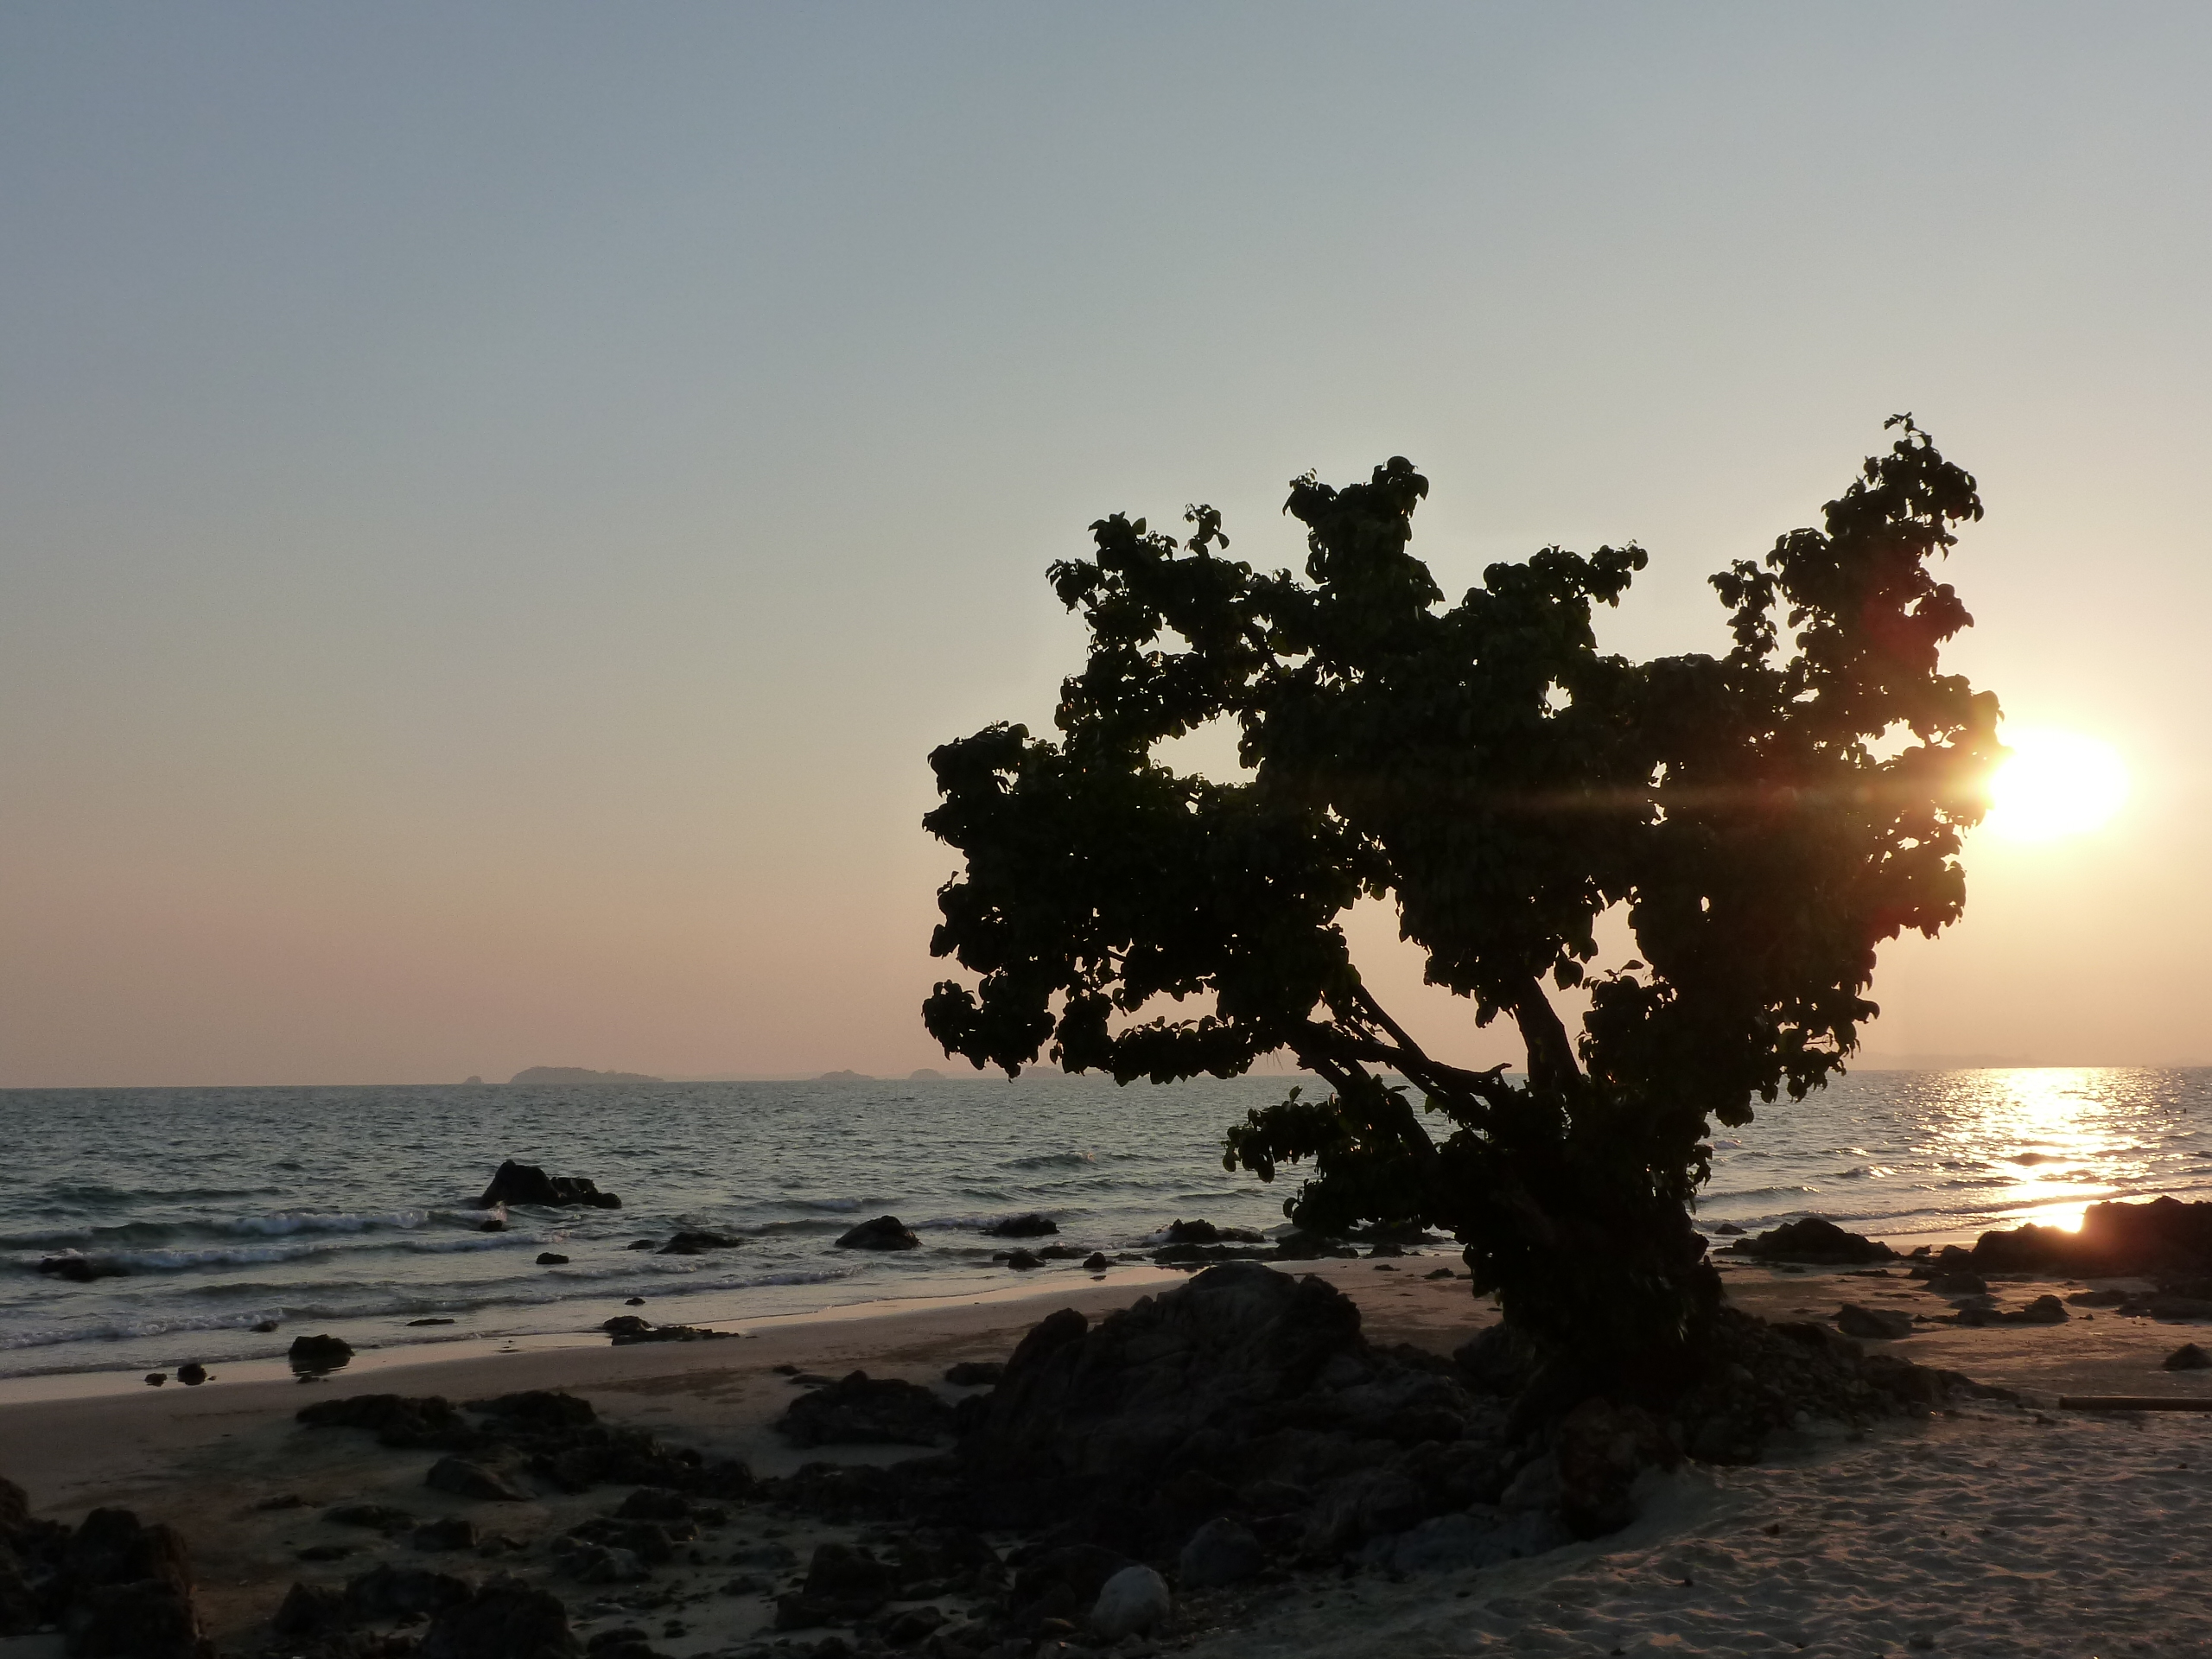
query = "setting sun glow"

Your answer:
(1984, 728), (2130, 842)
